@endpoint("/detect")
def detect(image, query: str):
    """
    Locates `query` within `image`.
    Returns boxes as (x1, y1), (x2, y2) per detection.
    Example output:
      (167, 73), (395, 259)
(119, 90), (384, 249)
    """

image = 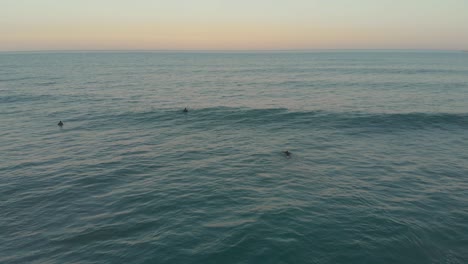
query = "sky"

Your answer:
(1, 0), (468, 51)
